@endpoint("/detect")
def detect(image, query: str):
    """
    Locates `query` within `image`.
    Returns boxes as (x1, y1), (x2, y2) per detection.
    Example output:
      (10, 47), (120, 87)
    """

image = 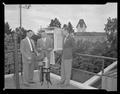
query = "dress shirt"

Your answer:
(26, 37), (33, 51)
